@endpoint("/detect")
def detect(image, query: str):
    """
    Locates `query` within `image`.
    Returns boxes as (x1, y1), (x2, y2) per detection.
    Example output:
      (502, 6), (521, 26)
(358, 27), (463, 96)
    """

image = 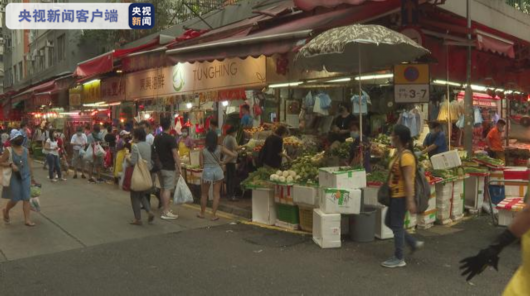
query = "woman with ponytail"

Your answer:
(381, 124), (424, 268)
